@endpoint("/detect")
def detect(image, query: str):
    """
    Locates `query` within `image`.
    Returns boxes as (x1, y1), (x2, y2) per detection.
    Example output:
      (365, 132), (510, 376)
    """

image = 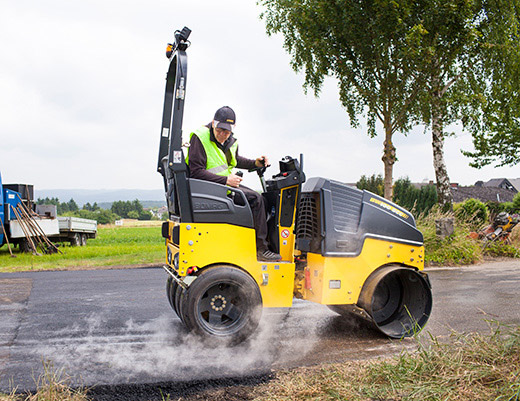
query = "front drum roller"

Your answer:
(357, 265), (433, 338)
(182, 265), (262, 343)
